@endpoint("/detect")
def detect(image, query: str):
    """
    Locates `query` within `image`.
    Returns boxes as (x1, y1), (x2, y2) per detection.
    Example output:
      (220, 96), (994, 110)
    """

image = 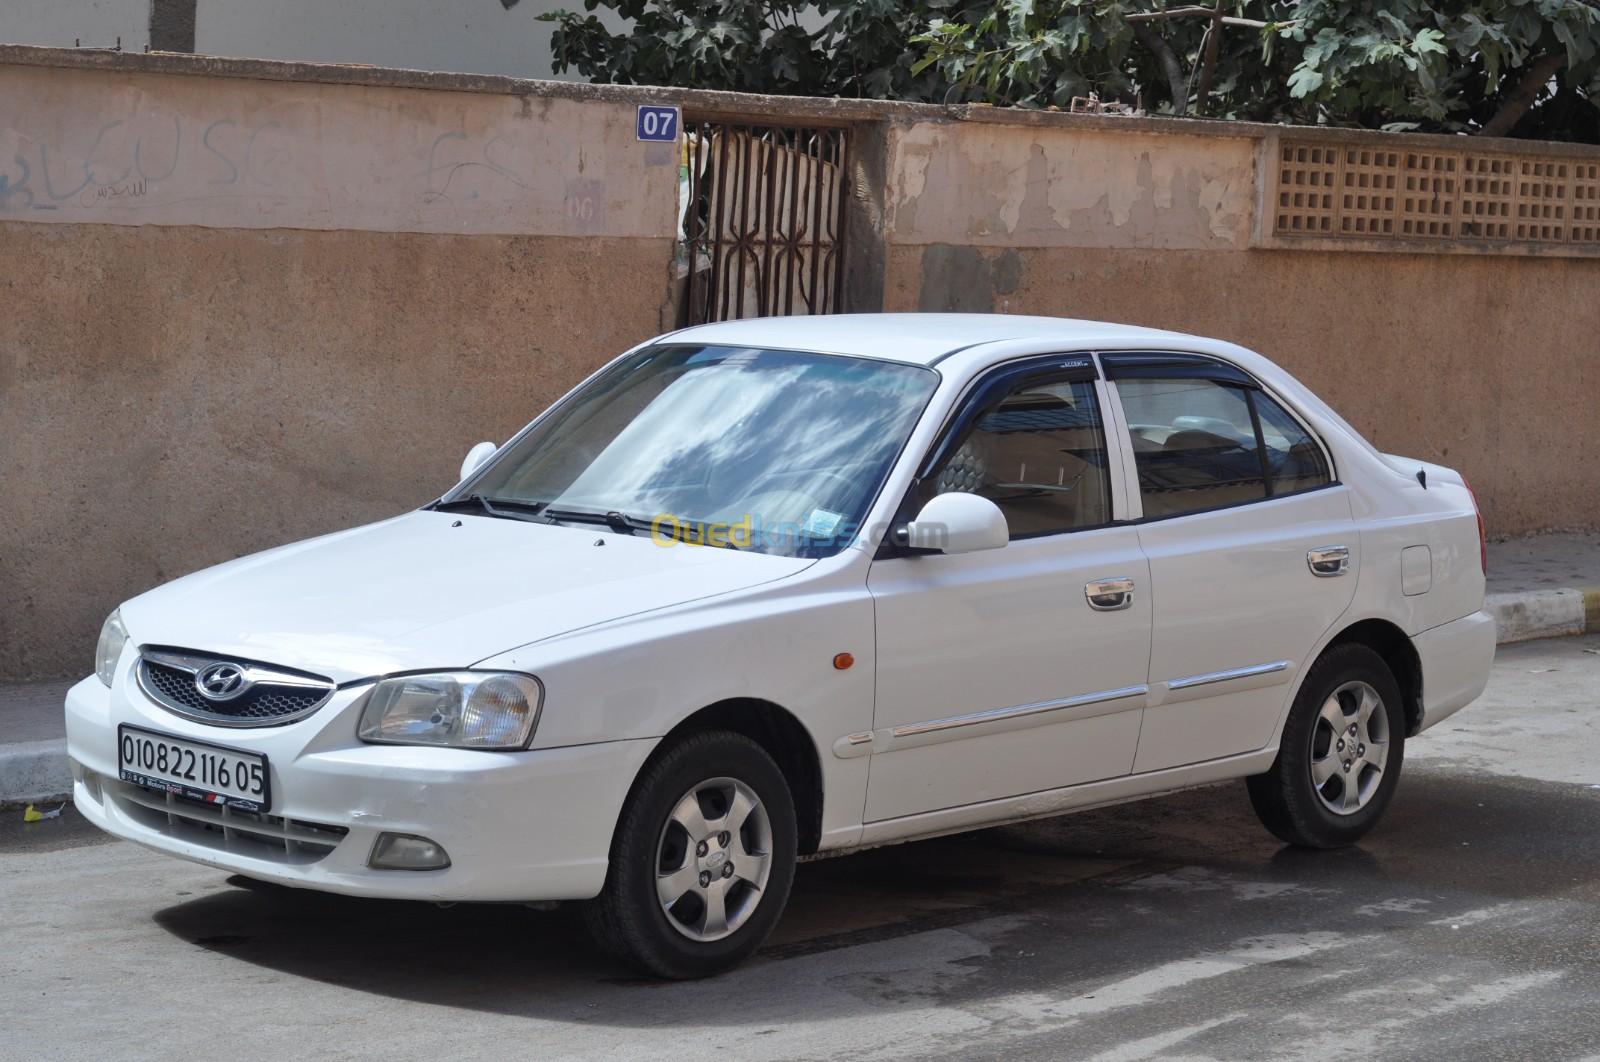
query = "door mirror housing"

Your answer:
(458, 441), (498, 483)
(901, 492), (1010, 554)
